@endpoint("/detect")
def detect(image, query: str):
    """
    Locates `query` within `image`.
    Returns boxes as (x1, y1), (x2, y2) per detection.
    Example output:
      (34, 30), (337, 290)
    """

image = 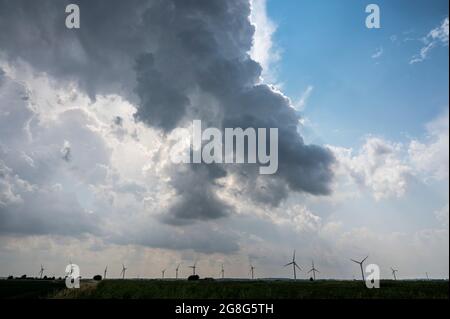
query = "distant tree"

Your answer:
(43, 275), (48, 280)
(20, 274), (27, 279)
(7, 276), (13, 280)
(188, 275), (200, 281)
(309, 277), (314, 282)
(93, 275), (102, 281)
